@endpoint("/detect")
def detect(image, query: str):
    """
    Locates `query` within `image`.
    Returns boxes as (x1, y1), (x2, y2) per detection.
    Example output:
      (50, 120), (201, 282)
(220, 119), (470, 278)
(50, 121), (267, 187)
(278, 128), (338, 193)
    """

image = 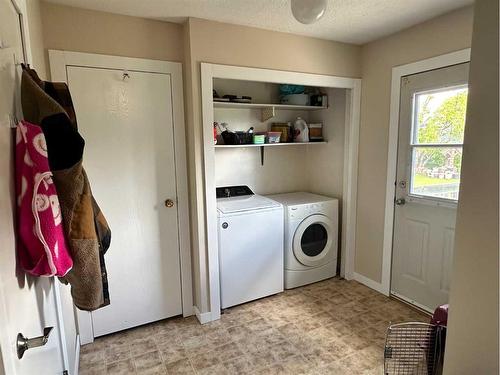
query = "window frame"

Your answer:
(406, 84), (468, 206)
